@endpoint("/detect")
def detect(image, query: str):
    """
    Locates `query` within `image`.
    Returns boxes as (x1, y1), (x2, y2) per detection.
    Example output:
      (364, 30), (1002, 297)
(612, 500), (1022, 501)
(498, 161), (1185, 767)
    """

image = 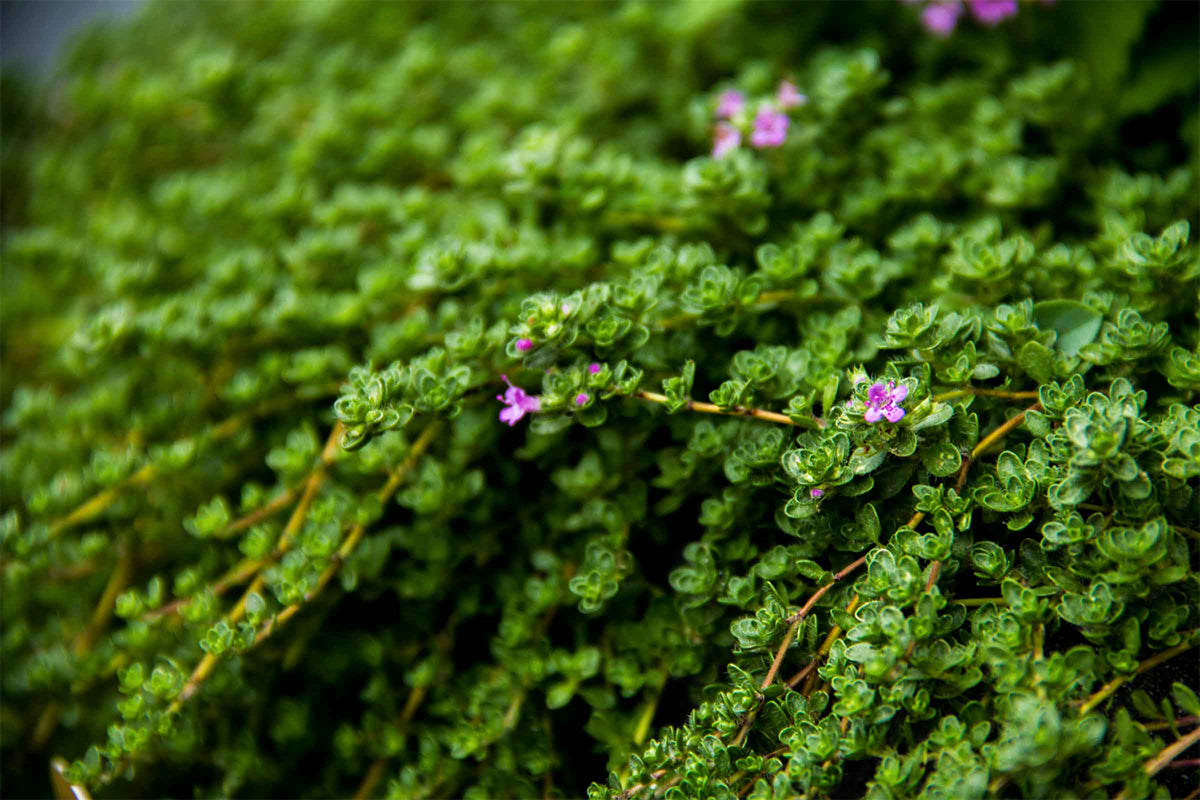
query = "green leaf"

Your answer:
(1064, 0), (1154, 99)
(921, 441), (962, 478)
(1117, 32), (1200, 118)
(1033, 300), (1103, 357)
(1172, 682), (1200, 717)
(1017, 340), (1056, 384)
